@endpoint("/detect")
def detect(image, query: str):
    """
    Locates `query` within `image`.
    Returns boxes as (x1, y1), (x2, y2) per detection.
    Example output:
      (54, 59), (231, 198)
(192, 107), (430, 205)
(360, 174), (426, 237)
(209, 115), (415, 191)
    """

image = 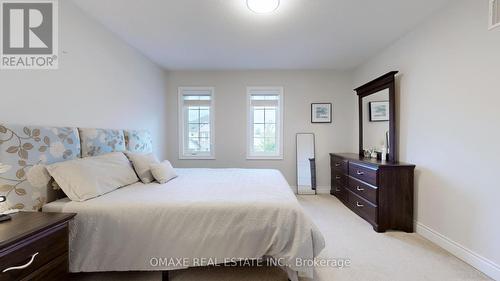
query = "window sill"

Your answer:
(179, 155), (216, 160)
(246, 156), (283, 160)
